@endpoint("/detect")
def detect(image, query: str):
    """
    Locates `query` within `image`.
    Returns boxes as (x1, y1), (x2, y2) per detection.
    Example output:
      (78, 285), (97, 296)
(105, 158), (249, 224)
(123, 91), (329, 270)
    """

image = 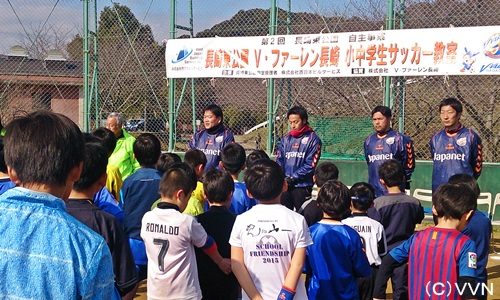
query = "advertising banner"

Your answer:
(165, 26), (500, 78)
